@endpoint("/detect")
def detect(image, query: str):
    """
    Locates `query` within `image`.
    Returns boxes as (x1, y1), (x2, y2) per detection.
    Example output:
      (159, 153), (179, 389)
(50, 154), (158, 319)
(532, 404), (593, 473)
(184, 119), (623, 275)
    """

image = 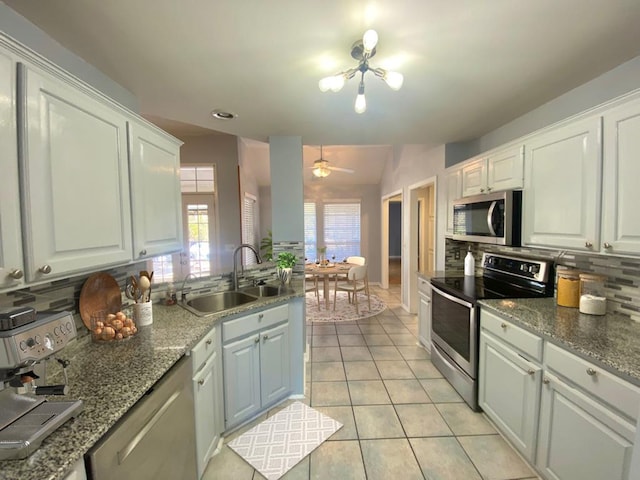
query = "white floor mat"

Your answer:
(228, 401), (342, 479)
